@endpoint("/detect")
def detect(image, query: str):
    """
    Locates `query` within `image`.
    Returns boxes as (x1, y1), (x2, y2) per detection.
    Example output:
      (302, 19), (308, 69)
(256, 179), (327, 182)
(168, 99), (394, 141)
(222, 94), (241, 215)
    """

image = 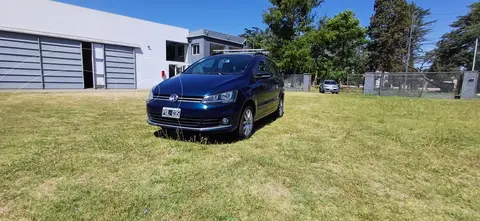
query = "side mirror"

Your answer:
(255, 72), (271, 79)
